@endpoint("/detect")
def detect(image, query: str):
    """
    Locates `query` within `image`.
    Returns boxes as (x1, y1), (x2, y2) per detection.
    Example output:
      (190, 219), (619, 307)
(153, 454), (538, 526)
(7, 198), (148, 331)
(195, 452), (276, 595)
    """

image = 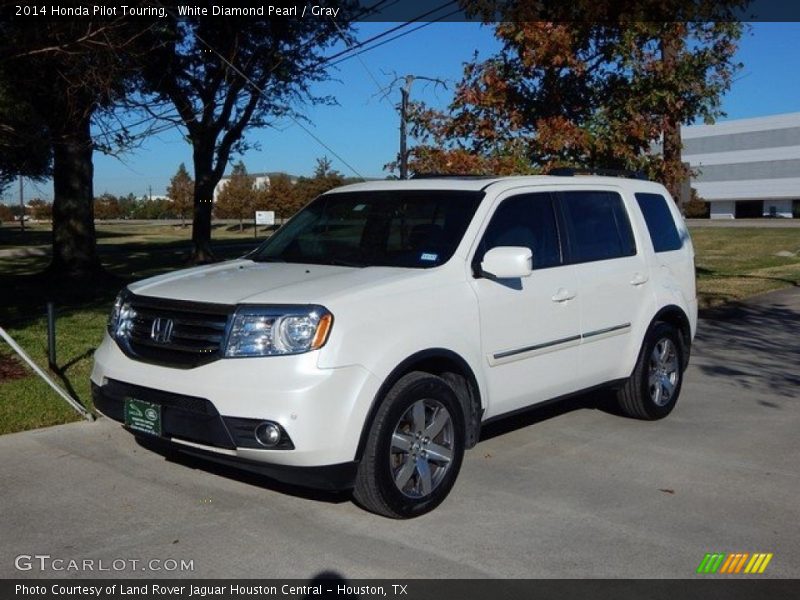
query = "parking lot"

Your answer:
(1, 288), (798, 579)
